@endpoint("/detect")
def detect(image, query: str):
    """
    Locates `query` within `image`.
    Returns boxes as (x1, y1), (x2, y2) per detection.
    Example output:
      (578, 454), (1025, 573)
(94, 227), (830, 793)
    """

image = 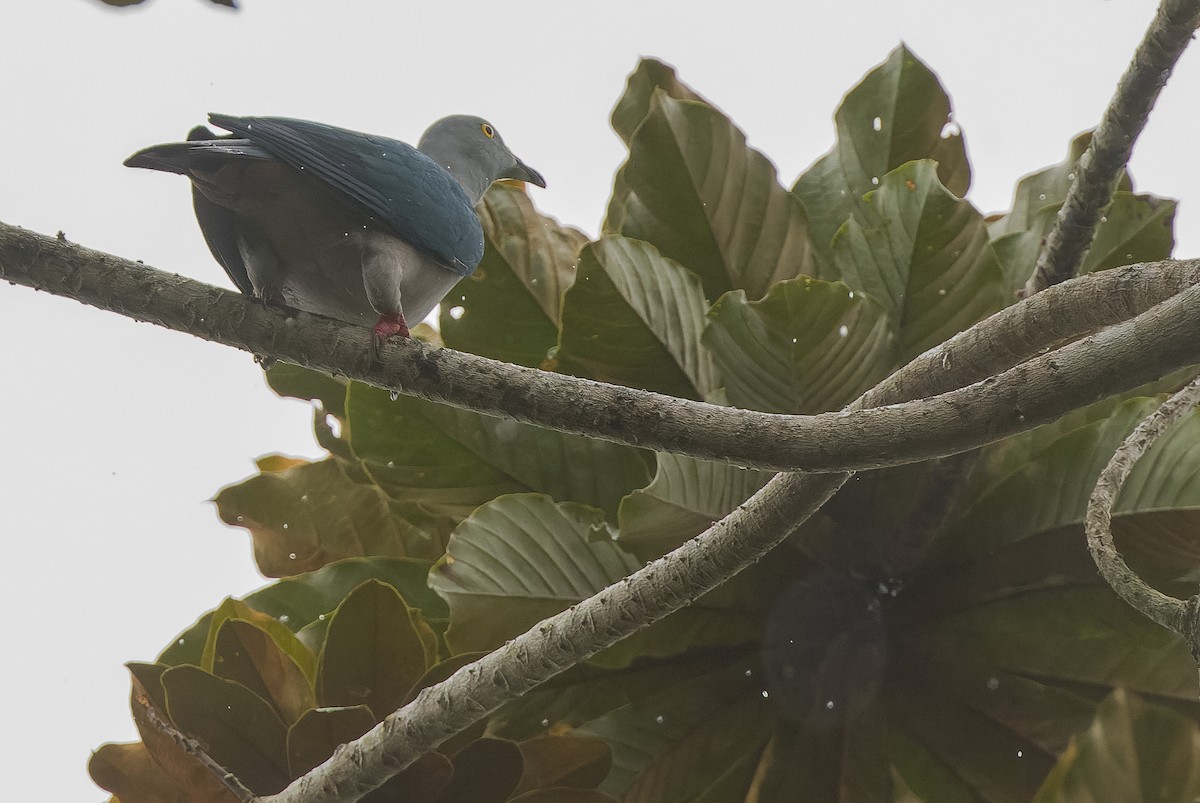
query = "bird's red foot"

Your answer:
(371, 312), (410, 359)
